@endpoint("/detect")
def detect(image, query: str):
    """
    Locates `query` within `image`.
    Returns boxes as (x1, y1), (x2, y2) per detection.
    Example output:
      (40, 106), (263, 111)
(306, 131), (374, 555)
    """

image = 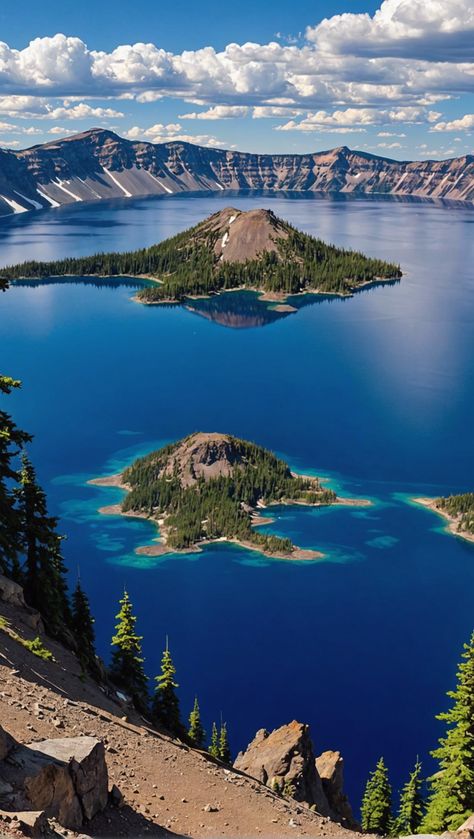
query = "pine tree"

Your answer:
(152, 643), (183, 736)
(44, 533), (72, 638)
(360, 757), (393, 835)
(208, 722), (219, 758)
(422, 631), (474, 833)
(110, 590), (148, 711)
(72, 580), (98, 677)
(16, 455), (71, 639)
(394, 759), (424, 835)
(0, 376), (31, 577)
(188, 697), (205, 748)
(219, 721), (231, 763)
